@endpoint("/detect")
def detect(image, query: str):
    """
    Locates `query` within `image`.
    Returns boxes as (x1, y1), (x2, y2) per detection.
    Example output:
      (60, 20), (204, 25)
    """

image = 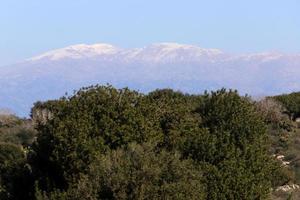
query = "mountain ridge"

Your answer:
(1, 43), (300, 116)
(25, 43), (225, 63)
